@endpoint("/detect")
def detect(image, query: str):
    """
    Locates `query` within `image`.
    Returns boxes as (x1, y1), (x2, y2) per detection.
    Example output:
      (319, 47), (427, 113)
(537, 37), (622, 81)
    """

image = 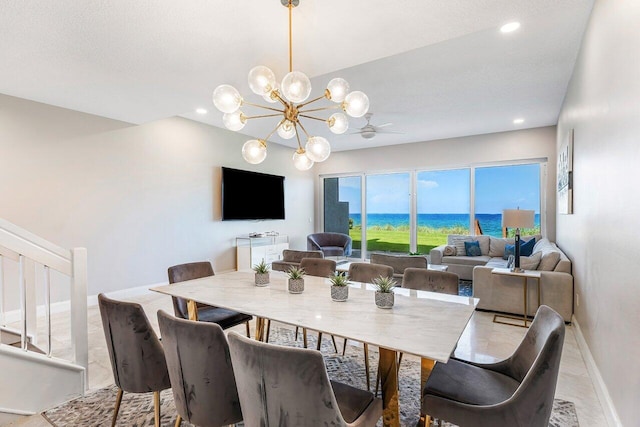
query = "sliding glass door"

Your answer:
(324, 176), (362, 258)
(365, 173), (410, 258)
(416, 169), (470, 253)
